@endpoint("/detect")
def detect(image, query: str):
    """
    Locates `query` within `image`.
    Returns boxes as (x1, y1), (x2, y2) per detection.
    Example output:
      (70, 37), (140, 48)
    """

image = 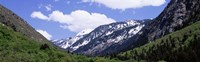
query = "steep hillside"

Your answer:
(0, 5), (47, 42)
(121, 0), (200, 53)
(0, 22), (72, 62)
(116, 21), (200, 62)
(144, 0), (200, 41)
